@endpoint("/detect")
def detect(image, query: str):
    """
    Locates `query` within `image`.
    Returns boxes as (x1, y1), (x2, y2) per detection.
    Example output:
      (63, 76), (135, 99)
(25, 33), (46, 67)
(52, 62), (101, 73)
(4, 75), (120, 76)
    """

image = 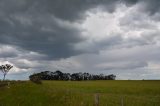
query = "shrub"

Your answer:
(29, 74), (42, 84)
(0, 81), (7, 87)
